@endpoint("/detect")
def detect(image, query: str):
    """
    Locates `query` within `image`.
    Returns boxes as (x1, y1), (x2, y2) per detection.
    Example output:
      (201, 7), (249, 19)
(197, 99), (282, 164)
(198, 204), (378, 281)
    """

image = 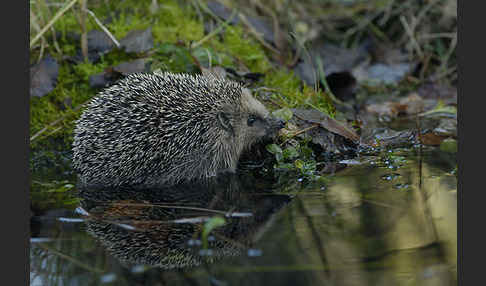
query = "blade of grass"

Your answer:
(30, 0), (79, 49)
